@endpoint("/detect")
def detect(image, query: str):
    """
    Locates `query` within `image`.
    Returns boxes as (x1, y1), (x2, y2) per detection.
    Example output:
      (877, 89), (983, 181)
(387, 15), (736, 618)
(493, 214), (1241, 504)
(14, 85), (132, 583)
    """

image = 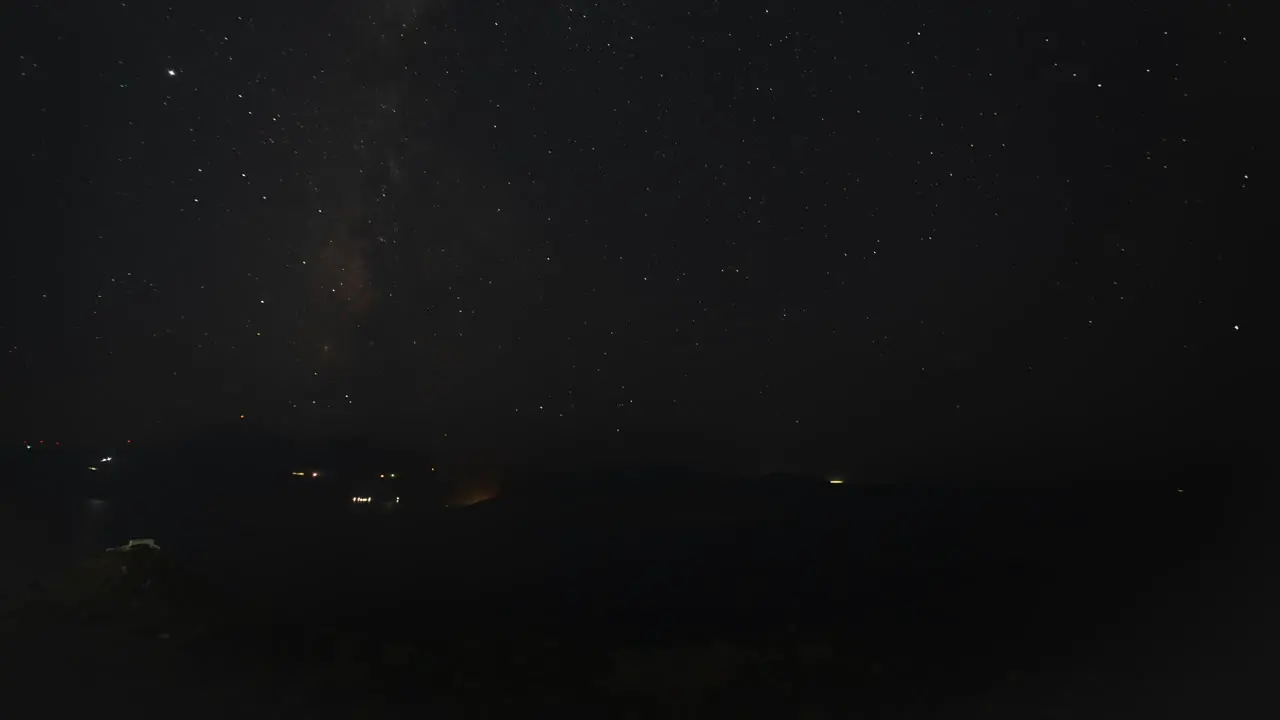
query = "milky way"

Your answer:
(7, 2), (1257, 469)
